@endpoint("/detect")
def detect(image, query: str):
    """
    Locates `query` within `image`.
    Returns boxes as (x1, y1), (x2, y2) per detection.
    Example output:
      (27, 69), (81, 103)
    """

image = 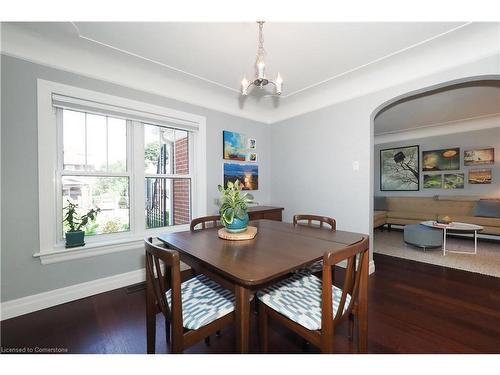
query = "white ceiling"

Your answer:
(3, 22), (499, 123)
(71, 22), (469, 96)
(374, 82), (500, 135)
